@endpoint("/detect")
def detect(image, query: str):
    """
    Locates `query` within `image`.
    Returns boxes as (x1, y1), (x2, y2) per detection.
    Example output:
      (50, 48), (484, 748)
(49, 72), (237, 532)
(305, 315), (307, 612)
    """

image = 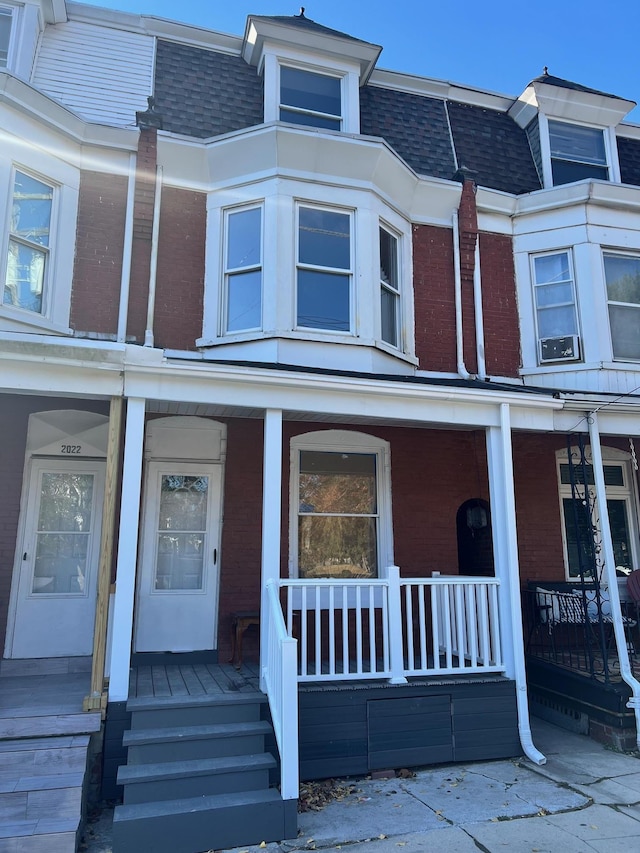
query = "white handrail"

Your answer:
(263, 580), (298, 801)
